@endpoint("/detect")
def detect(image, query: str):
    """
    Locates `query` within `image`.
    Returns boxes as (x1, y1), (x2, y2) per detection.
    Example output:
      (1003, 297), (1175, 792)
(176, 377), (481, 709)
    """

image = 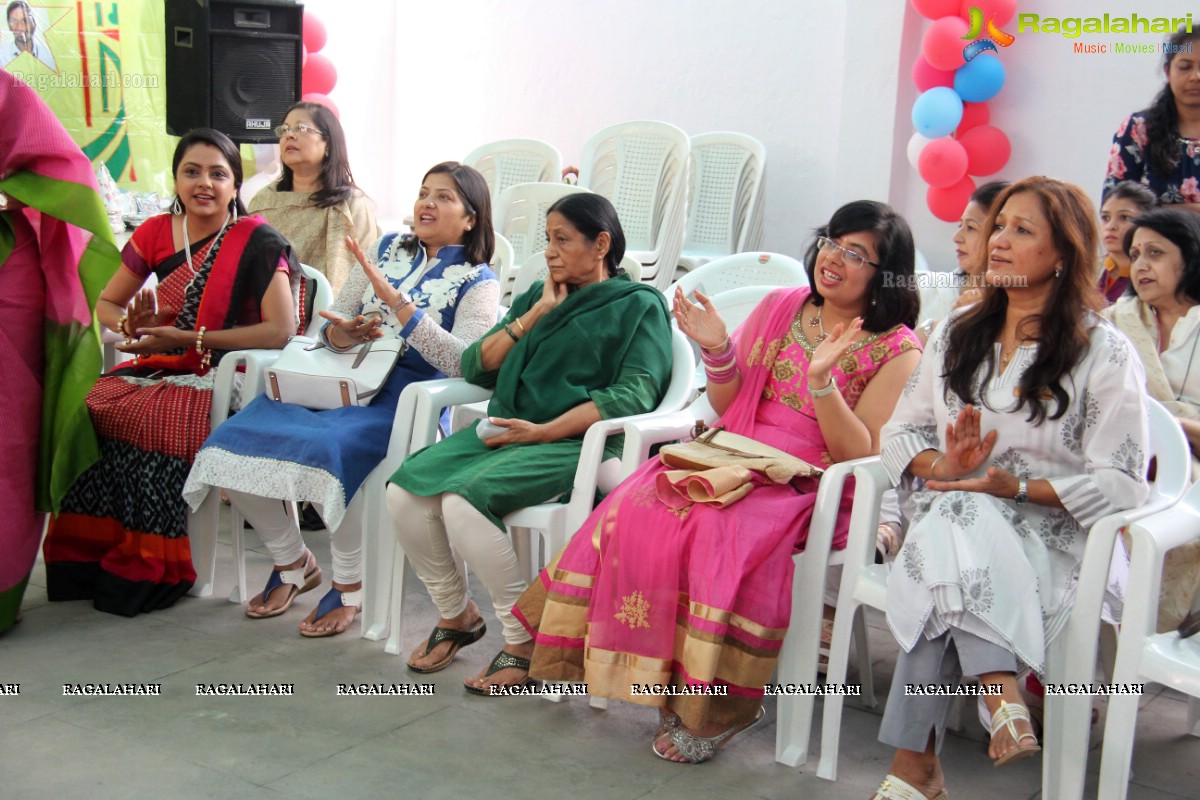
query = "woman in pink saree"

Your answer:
(514, 201), (922, 763)
(0, 75), (119, 634)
